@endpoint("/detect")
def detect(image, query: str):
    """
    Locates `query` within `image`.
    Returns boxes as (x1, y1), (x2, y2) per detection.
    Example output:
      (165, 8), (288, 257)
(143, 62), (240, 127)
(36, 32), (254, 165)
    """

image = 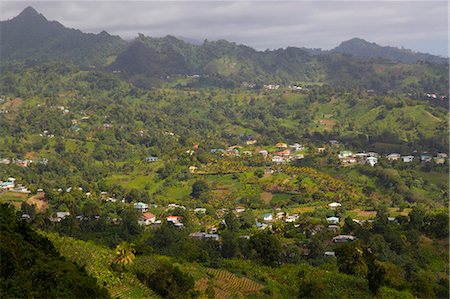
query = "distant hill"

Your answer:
(0, 6), (127, 68)
(1, 7), (448, 93)
(330, 38), (447, 64)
